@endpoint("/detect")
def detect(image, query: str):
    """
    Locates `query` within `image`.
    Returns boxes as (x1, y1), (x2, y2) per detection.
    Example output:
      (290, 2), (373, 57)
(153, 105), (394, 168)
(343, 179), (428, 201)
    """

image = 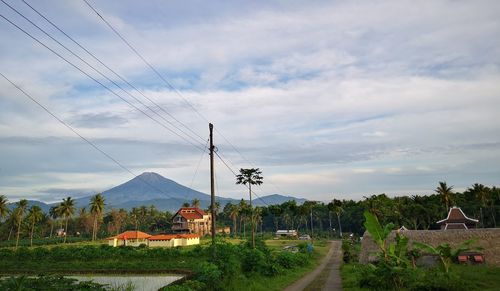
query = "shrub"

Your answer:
(194, 262), (222, 290)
